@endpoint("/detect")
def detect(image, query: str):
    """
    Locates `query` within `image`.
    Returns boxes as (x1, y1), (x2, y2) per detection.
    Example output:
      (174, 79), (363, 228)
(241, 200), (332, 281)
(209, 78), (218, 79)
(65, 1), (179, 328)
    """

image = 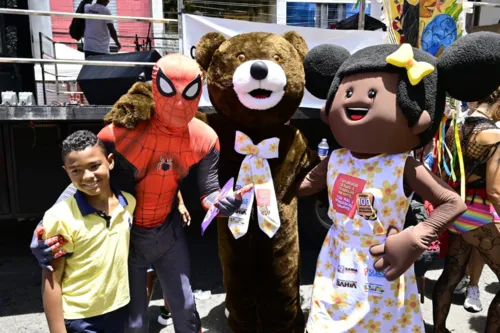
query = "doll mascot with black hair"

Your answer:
(298, 31), (500, 332)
